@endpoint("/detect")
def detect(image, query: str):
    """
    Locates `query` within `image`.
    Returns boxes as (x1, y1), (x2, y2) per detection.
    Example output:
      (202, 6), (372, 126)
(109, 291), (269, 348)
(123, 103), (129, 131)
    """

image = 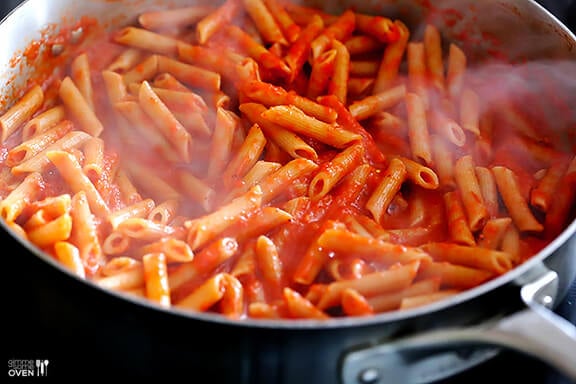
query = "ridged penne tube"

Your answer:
(0, 85), (44, 143)
(400, 290), (460, 309)
(142, 253), (171, 308)
(106, 47), (145, 73)
(317, 228), (431, 266)
(114, 100), (179, 163)
(263, 0), (300, 42)
(418, 261), (493, 289)
(349, 84), (406, 121)
(6, 119), (73, 167)
(177, 43), (241, 83)
(113, 26), (182, 56)
(248, 302), (282, 319)
(185, 186), (263, 250)
(447, 43), (467, 100)
(122, 54), (159, 85)
(355, 14), (399, 43)
(94, 267), (145, 291)
(224, 206), (292, 243)
(501, 224), (521, 265)
(341, 288), (374, 317)
(284, 14), (323, 80)
(240, 161), (282, 191)
(348, 77), (375, 97)
(398, 156), (439, 190)
(544, 156), (576, 237)
(137, 238), (194, 263)
(222, 25), (290, 78)
(21, 105), (66, 141)
(101, 257), (141, 277)
(138, 5), (215, 31)
(430, 134), (456, 189)
(262, 105), (362, 149)
(372, 20), (410, 94)
(157, 55), (221, 91)
(316, 261), (420, 310)
(429, 109), (466, 147)
(27, 213), (73, 249)
(45, 150), (110, 218)
(116, 217), (177, 241)
(345, 35), (383, 56)
(492, 166), (544, 233)
(195, 0), (240, 44)
(148, 199), (179, 225)
(366, 157), (407, 224)
(478, 217), (513, 250)
(59, 77), (104, 137)
(424, 24), (445, 93)
(367, 278), (441, 313)
(207, 107), (240, 180)
(152, 72), (191, 92)
(82, 137), (105, 181)
(422, 242), (514, 275)
(70, 191), (104, 274)
(255, 235), (283, 285)
(243, 0), (287, 45)
(310, 9), (355, 59)
(293, 220), (345, 285)
(257, 158), (318, 203)
(11, 131), (91, 175)
(328, 39), (350, 105)
(307, 48), (337, 100)
(124, 162), (182, 201)
(138, 81), (193, 162)
(54, 241), (86, 279)
(239, 103), (318, 162)
(107, 199), (155, 230)
(176, 273), (244, 318)
(23, 194), (72, 230)
(70, 53), (95, 111)
(102, 231), (132, 255)
(444, 190), (476, 246)
(283, 288), (329, 319)
(242, 80), (337, 123)
(405, 92), (432, 166)
(530, 157), (570, 213)
(407, 42), (428, 104)
(130, 85), (208, 115)
(168, 237), (238, 293)
(454, 155), (489, 232)
(222, 124), (267, 188)
(177, 170), (216, 212)
(309, 143), (365, 200)
(114, 168), (142, 205)
(475, 166), (499, 218)
(459, 88), (480, 136)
